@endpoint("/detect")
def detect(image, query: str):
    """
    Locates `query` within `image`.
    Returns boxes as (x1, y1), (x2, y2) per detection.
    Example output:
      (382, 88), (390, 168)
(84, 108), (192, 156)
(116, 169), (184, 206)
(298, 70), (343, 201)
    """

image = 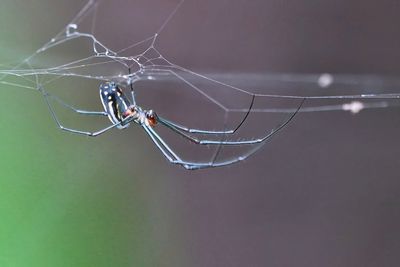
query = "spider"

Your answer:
(39, 81), (304, 170)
